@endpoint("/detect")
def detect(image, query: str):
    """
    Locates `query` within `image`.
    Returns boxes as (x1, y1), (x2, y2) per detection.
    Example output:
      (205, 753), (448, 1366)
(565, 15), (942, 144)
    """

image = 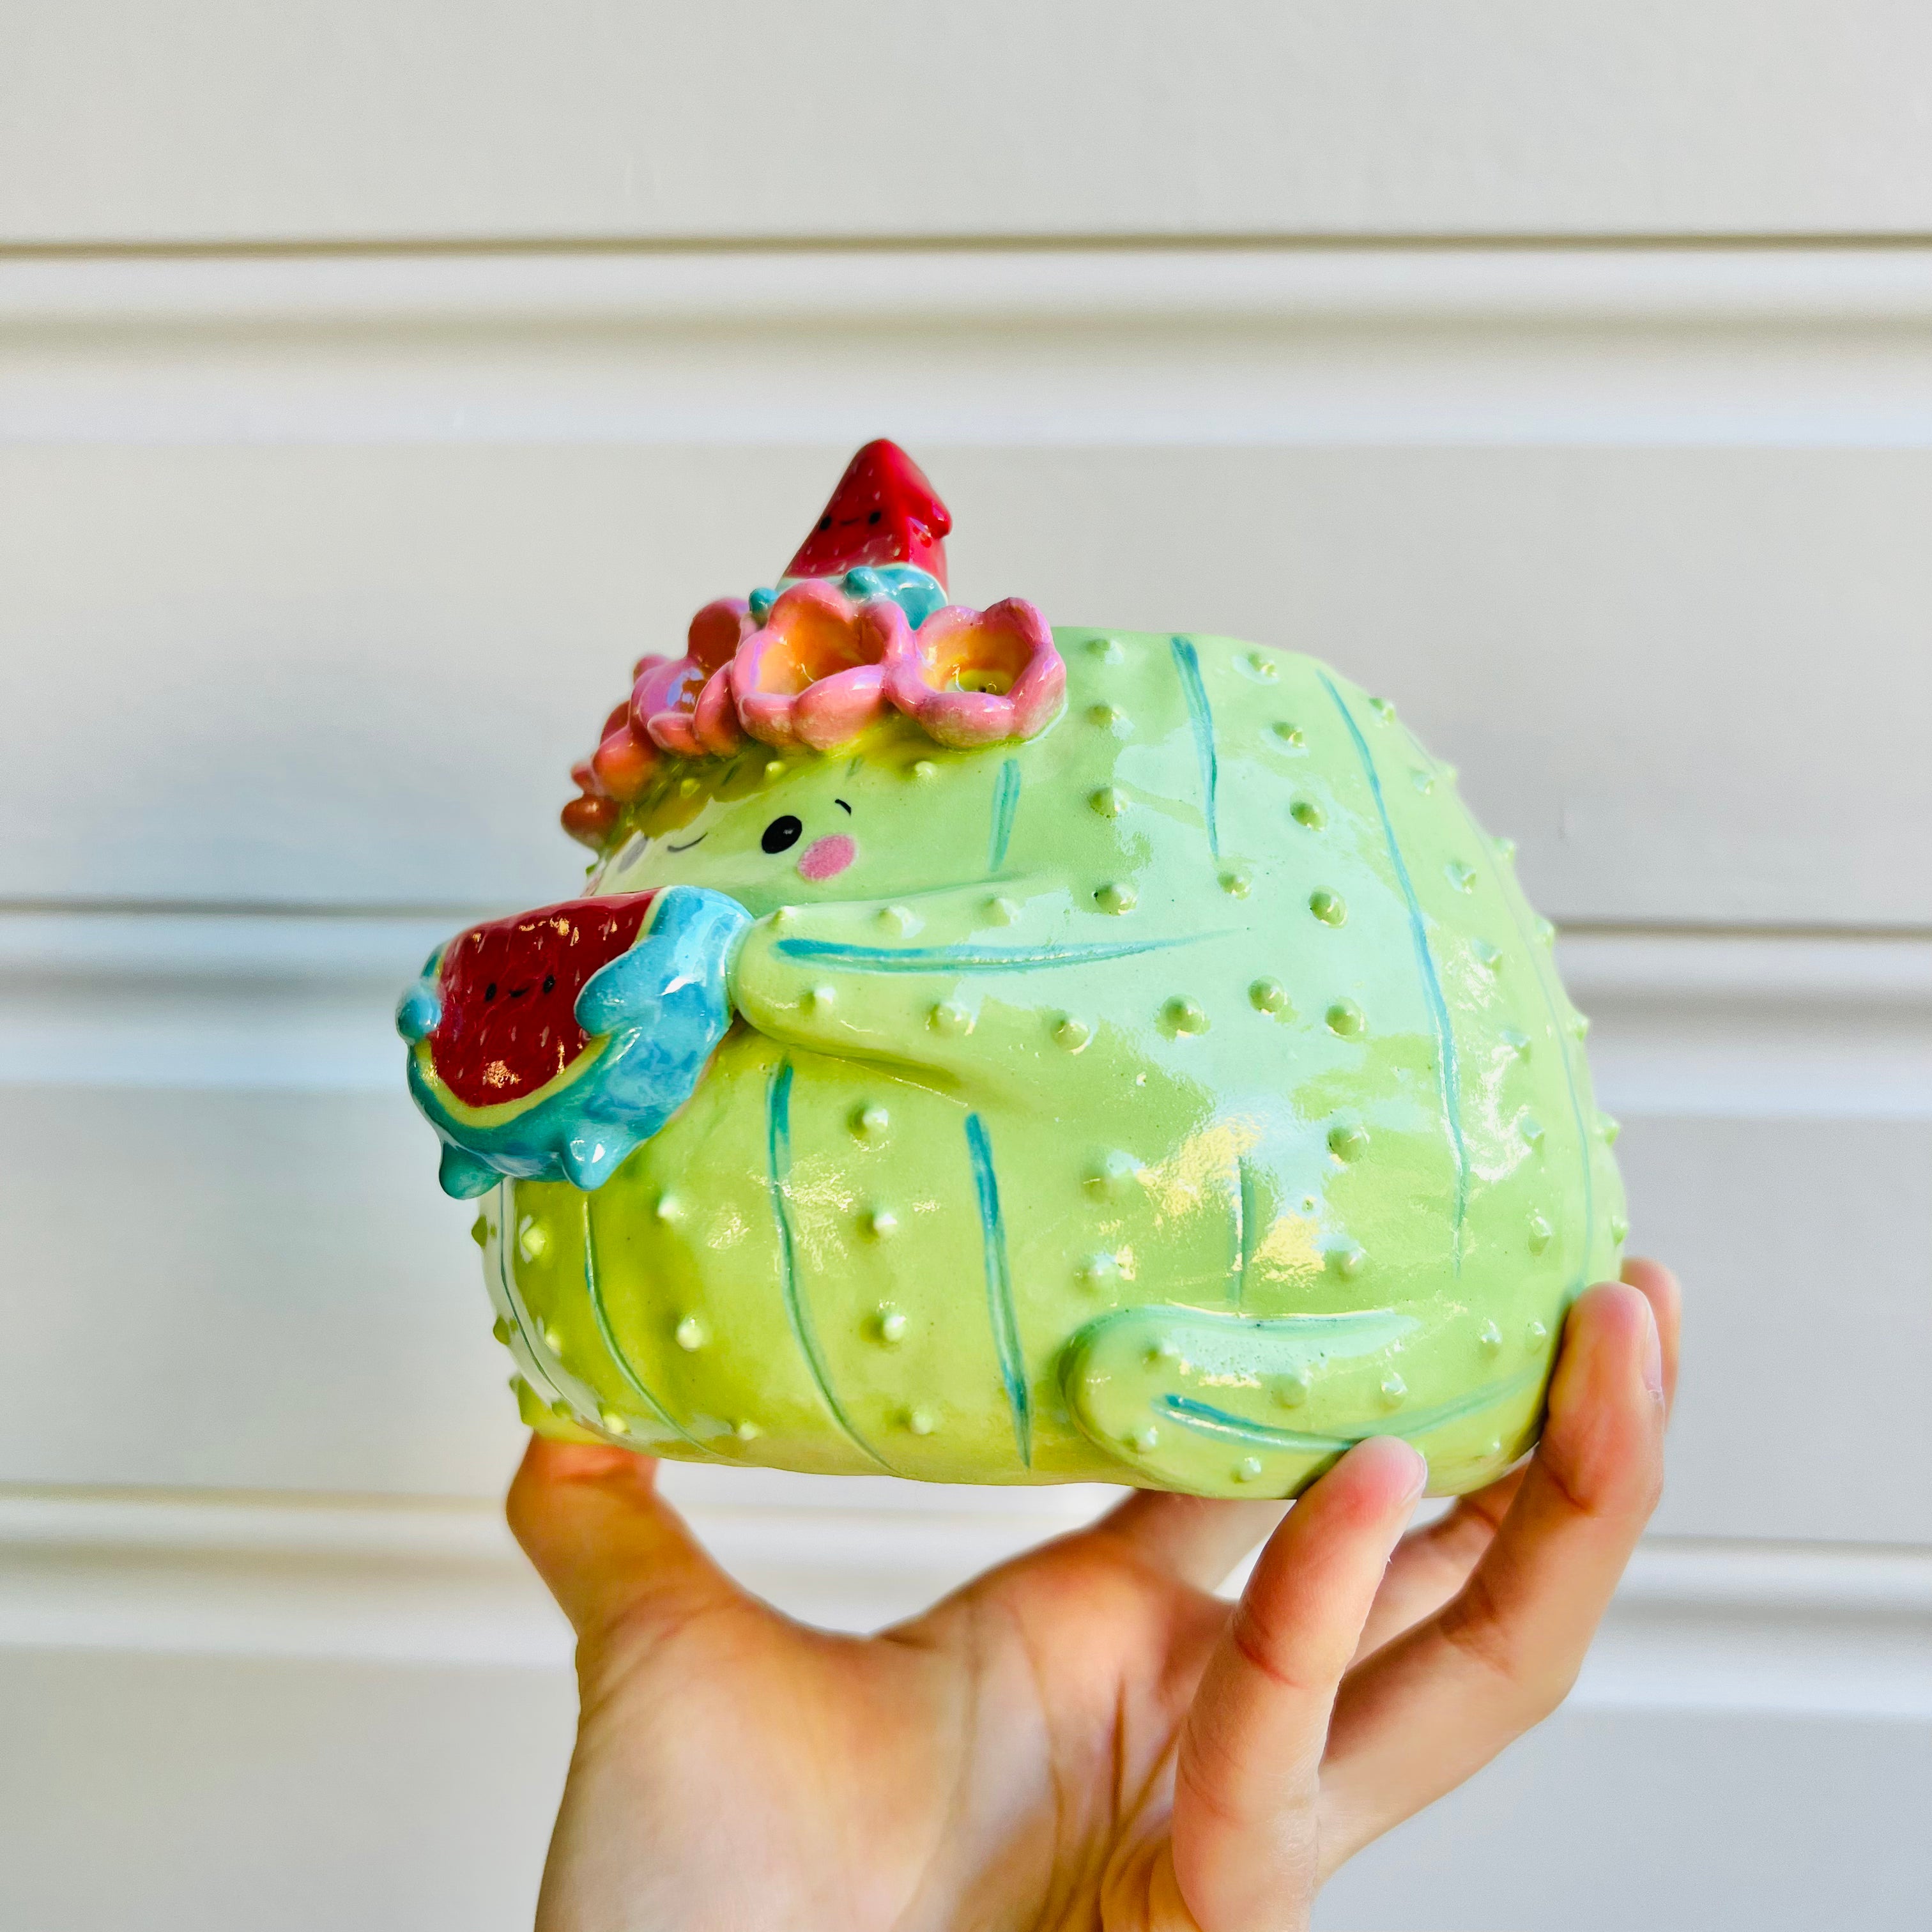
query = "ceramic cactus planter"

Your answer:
(402, 441), (1623, 1499)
